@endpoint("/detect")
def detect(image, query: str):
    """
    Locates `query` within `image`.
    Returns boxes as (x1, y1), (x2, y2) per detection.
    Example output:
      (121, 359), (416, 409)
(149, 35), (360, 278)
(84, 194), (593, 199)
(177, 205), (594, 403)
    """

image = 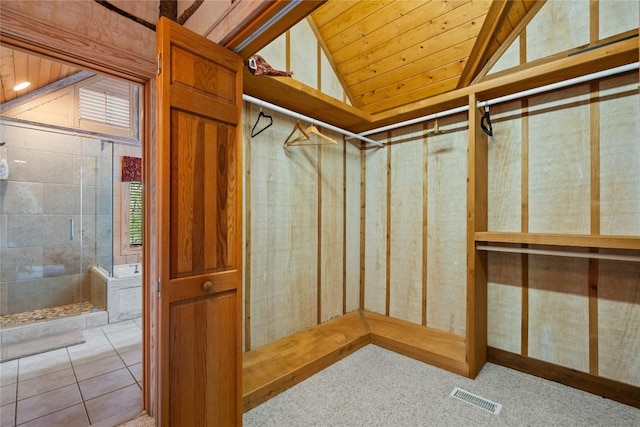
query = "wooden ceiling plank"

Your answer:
(341, 19), (482, 89)
(311, 0), (362, 30)
(333, 1), (481, 67)
(362, 76), (461, 115)
(314, 1), (392, 43)
(471, 0), (547, 84)
(26, 53), (41, 96)
(457, 0), (512, 89)
(350, 39), (475, 100)
(0, 46), (15, 103)
(38, 58), (52, 94)
(13, 49), (28, 91)
(48, 60), (63, 84)
(336, 1), (490, 79)
(322, 0), (426, 53)
(0, 76), (5, 105)
(355, 57), (469, 109)
(506, 0), (527, 29)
